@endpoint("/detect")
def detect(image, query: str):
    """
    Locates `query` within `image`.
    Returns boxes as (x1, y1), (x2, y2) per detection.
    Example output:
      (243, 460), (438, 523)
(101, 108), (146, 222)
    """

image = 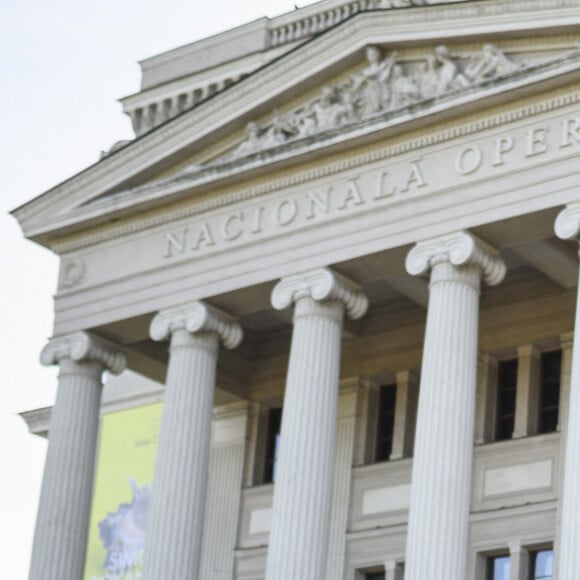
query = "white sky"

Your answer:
(0, 1), (318, 576)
